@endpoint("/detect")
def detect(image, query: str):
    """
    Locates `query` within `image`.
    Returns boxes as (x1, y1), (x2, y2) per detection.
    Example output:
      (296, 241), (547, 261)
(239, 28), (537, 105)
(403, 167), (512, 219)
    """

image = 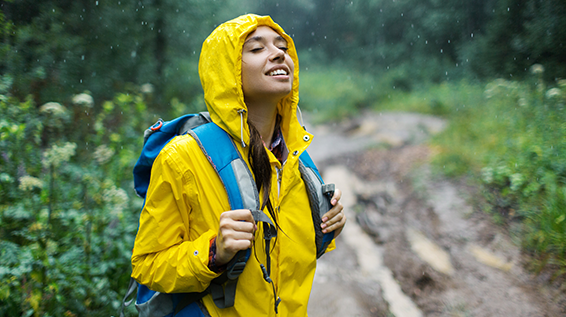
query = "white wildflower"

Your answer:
(510, 173), (525, 191)
(72, 93), (94, 108)
(530, 64), (544, 75)
(545, 88), (561, 99)
(93, 145), (115, 165)
(481, 167), (494, 184)
(141, 83), (154, 94)
(40, 102), (68, 117)
(18, 175), (44, 191)
(42, 142), (77, 167)
(103, 185), (129, 216)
